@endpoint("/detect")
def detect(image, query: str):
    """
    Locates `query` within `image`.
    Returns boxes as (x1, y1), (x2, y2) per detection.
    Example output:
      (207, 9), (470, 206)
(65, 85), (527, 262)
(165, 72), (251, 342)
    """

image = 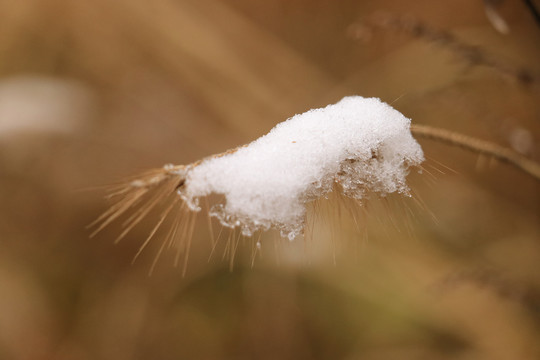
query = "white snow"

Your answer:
(180, 96), (424, 239)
